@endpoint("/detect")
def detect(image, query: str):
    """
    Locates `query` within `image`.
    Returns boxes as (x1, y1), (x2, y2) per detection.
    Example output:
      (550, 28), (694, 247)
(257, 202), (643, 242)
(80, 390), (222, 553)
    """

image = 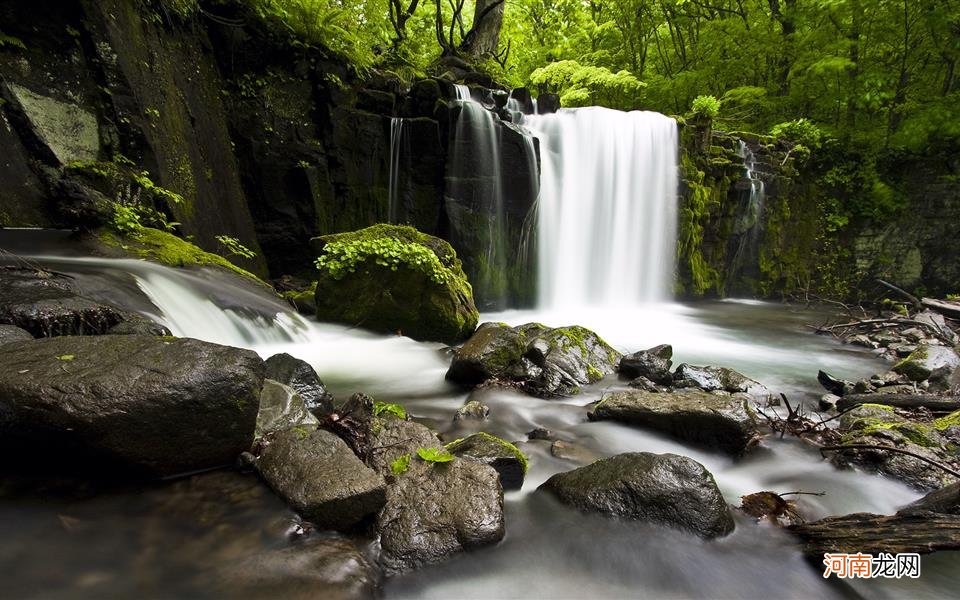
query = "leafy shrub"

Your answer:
(690, 95), (721, 120)
(315, 237), (452, 284)
(770, 118), (823, 149)
(529, 60), (645, 109)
